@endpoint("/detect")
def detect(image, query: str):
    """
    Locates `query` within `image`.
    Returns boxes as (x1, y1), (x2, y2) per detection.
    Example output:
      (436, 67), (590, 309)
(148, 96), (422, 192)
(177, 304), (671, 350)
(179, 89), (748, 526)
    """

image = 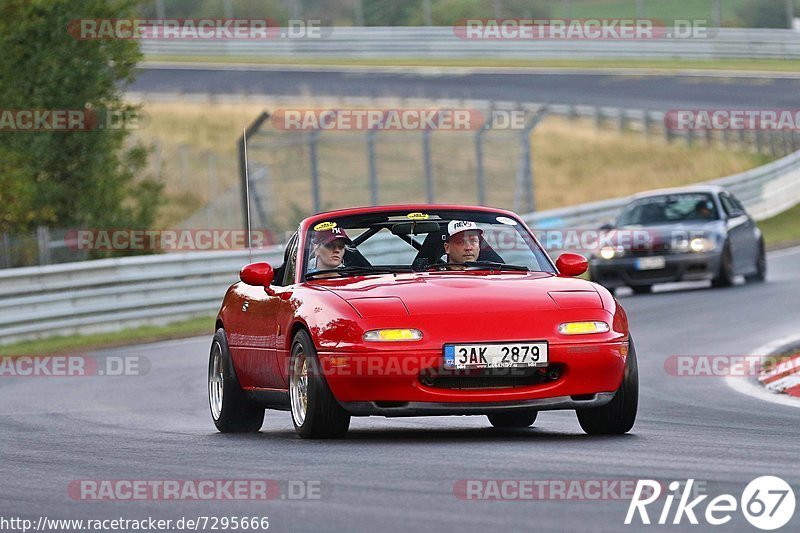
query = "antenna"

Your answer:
(243, 127), (253, 264)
